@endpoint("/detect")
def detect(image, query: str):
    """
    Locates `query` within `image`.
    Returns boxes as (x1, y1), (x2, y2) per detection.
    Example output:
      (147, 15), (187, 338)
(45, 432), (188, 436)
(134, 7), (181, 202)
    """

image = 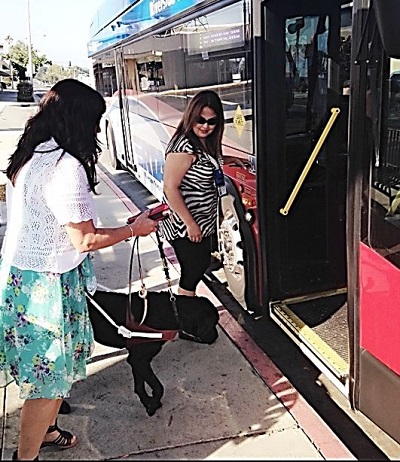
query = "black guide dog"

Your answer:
(87, 290), (219, 416)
